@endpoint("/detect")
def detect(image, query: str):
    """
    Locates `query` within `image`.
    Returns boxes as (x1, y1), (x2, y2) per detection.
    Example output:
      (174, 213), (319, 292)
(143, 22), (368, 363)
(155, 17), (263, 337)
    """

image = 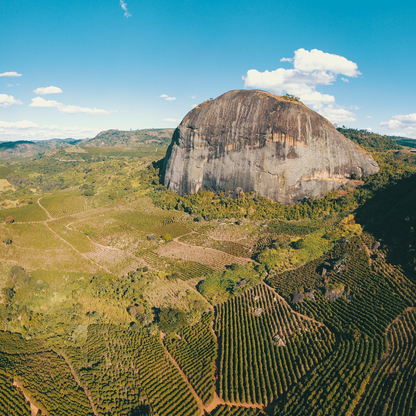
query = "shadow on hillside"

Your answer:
(355, 172), (416, 281)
